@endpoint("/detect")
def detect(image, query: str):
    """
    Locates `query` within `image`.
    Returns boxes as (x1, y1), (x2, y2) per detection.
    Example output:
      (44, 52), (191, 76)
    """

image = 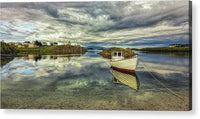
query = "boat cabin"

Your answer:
(111, 51), (124, 61)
